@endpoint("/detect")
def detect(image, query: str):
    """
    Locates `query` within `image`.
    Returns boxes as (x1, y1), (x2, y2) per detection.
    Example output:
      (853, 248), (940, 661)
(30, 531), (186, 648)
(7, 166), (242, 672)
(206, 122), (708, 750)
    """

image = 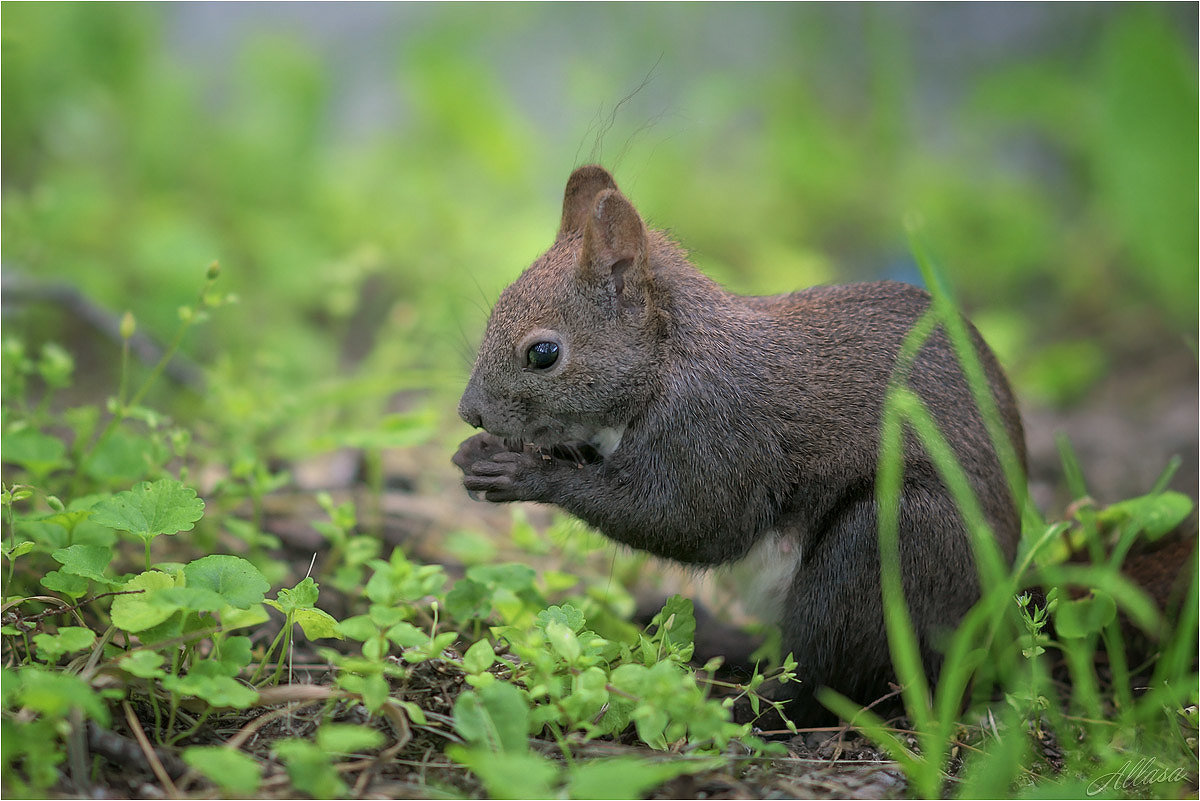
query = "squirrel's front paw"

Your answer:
(452, 431), (511, 473)
(459, 448), (551, 503)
